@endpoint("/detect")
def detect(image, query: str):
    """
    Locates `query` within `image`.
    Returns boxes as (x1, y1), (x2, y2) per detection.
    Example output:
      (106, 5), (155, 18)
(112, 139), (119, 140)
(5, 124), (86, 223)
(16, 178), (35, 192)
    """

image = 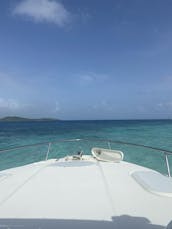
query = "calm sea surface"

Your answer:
(0, 120), (172, 174)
